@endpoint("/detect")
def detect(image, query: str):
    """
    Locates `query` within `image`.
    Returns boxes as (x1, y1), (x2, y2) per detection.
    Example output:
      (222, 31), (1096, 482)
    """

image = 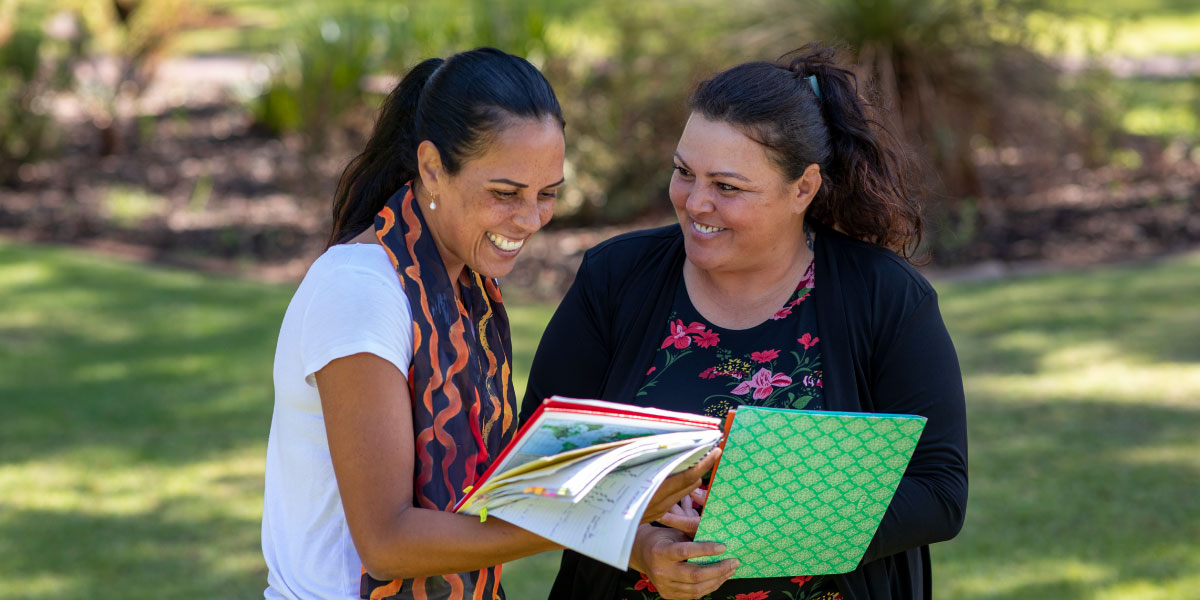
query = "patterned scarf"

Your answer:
(363, 184), (516, 600)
